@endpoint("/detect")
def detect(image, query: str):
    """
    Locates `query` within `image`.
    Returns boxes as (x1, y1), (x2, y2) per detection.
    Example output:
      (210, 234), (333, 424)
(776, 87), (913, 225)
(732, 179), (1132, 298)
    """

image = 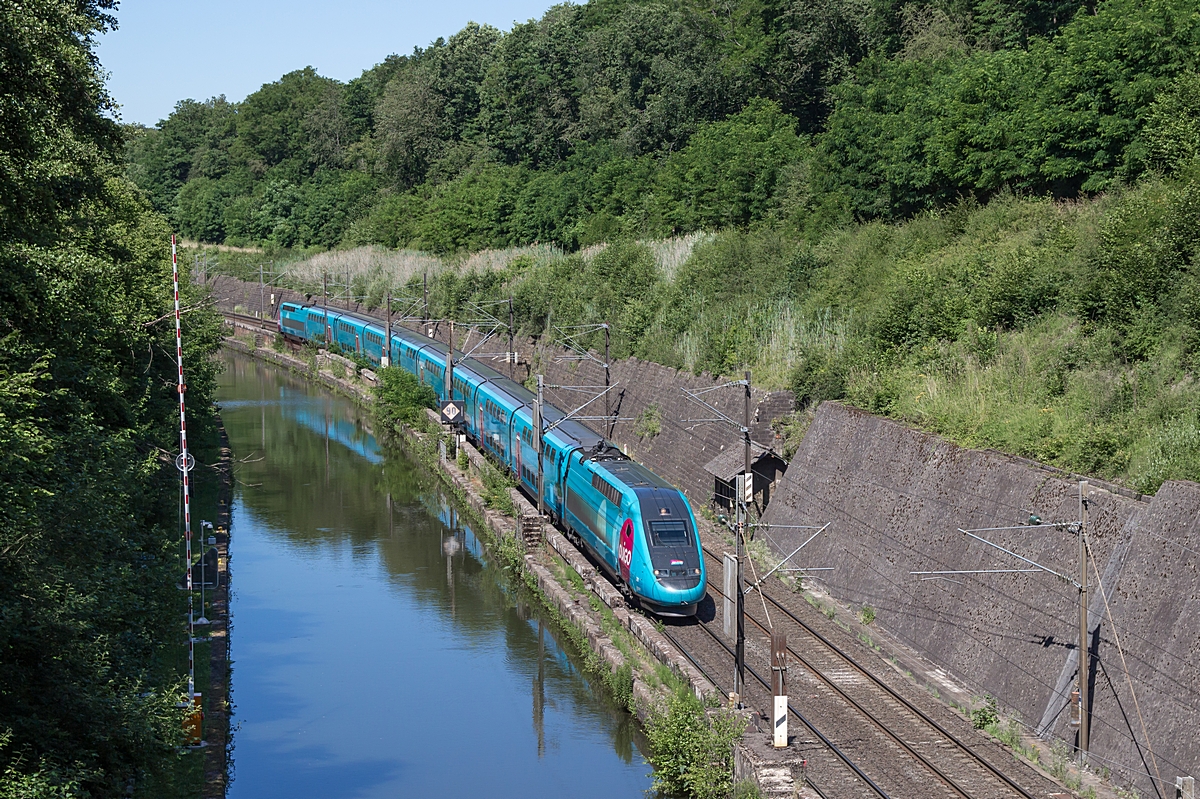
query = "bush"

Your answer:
(374, 366), (437, 428)
(634, 404), (662, 438)
(971, 695), (999, 730)
(646, 688), (744, 799)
